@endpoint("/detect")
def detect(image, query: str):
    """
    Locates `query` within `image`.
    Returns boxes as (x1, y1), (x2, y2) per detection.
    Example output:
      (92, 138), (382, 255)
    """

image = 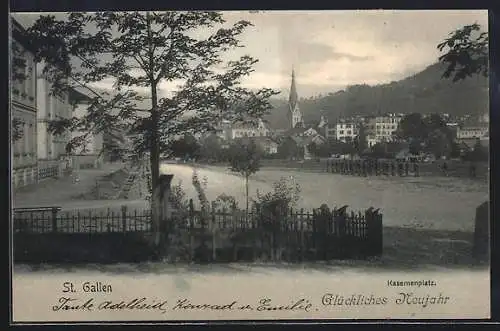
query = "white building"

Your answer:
(374, 114), (402, 143)
(456, 125), (489, 140)
(36, 63), (91, 177)
(335, 121), (358, 143)
(11, 18), (38, 189)
(230, 118), (271, 139)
